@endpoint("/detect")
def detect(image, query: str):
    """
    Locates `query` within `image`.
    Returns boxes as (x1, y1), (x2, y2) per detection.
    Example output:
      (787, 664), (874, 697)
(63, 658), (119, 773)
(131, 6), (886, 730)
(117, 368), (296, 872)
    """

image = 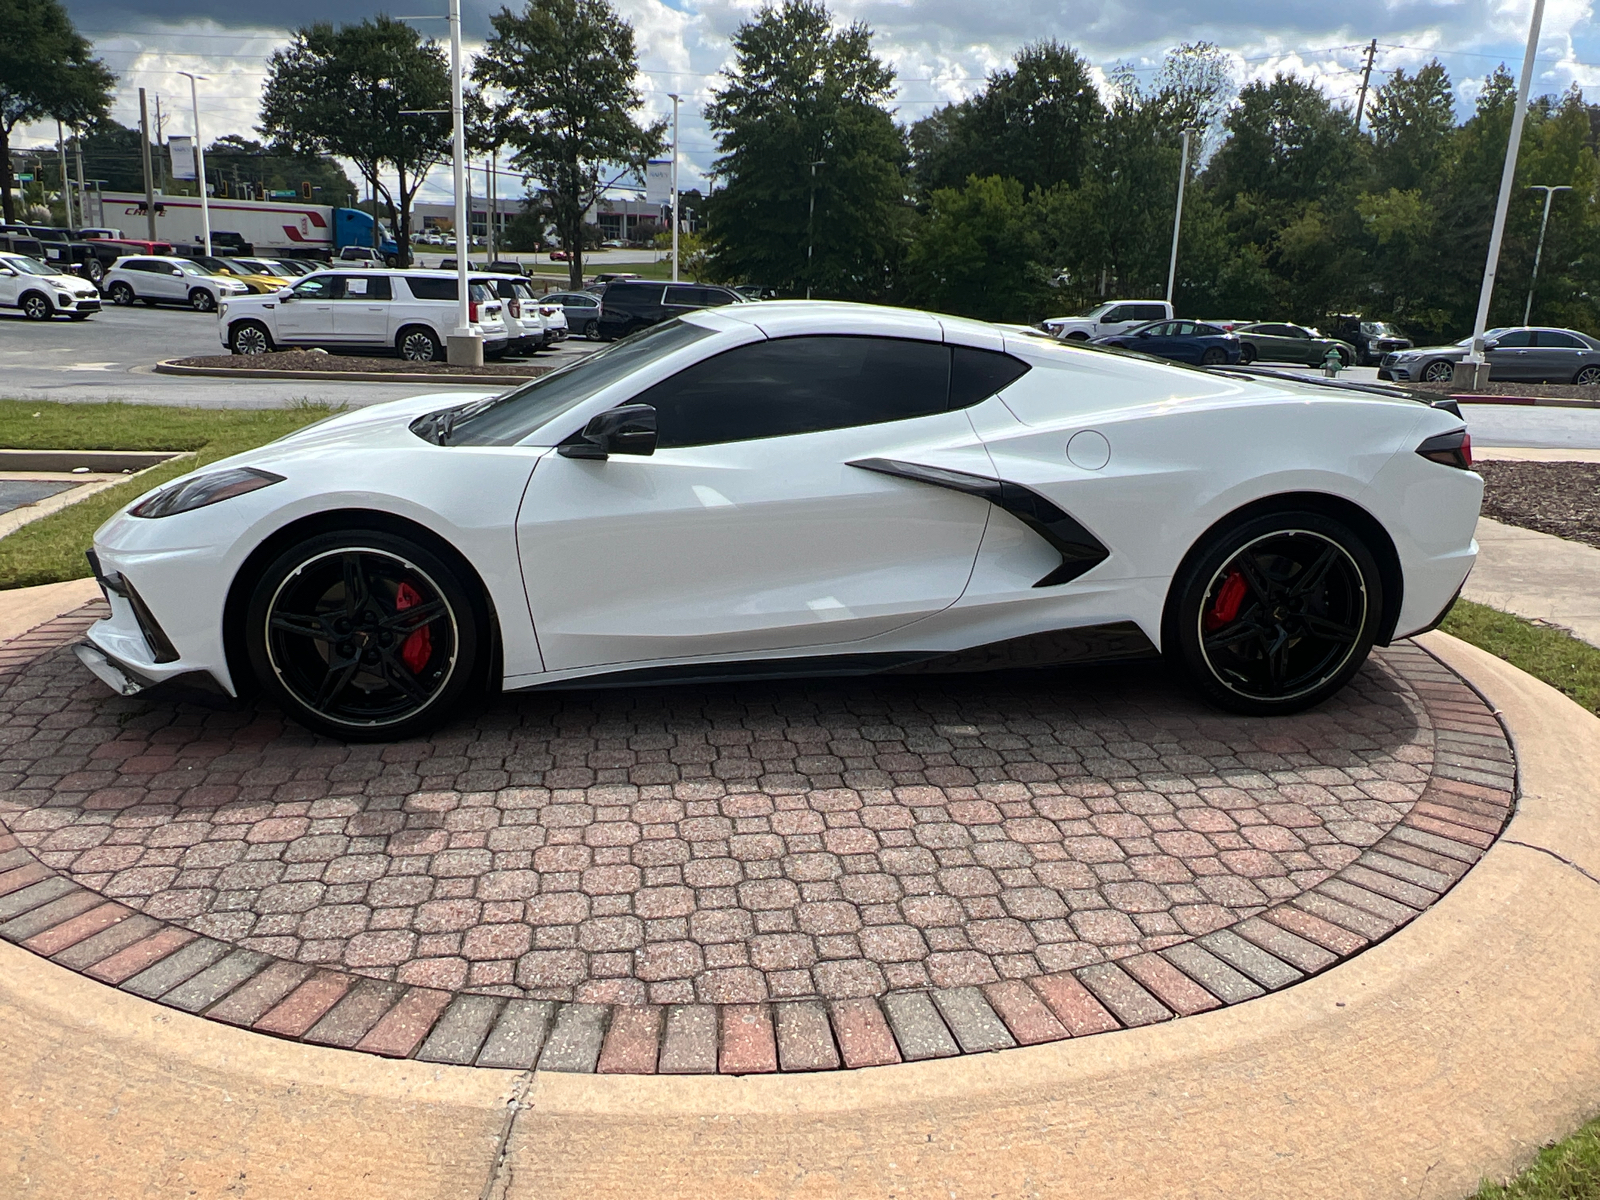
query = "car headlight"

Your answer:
(130, 467), (284, 518)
